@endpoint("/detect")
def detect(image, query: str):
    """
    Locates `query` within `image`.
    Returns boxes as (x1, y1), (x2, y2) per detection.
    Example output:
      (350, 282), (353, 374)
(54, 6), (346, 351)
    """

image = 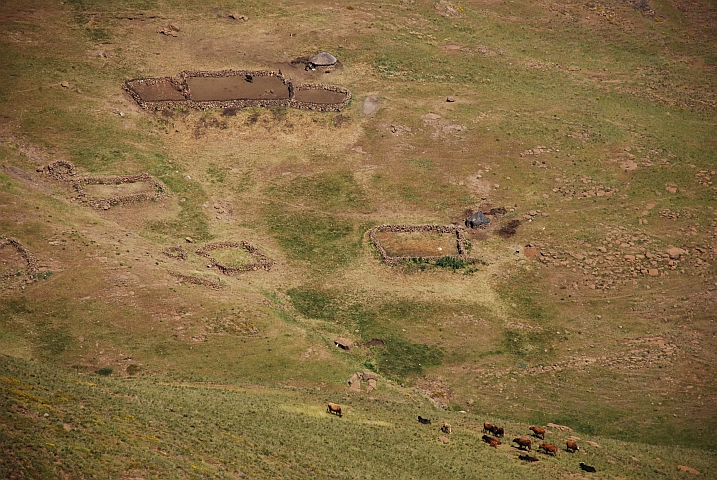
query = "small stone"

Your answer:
(60, 81), (69, 88)
(648, 269), (659, 276)
(438, 435), (450, 444)
(446, 96), (455, 102)
(63, 423), (72, 432)
(185, 237), (194, 243)
(666, 247), (686, 259)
